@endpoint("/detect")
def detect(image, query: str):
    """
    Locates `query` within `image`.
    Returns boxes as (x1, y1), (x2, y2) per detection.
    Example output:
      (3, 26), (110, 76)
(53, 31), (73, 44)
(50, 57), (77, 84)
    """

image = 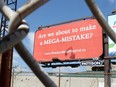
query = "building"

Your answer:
(11, 70), (116, 87)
